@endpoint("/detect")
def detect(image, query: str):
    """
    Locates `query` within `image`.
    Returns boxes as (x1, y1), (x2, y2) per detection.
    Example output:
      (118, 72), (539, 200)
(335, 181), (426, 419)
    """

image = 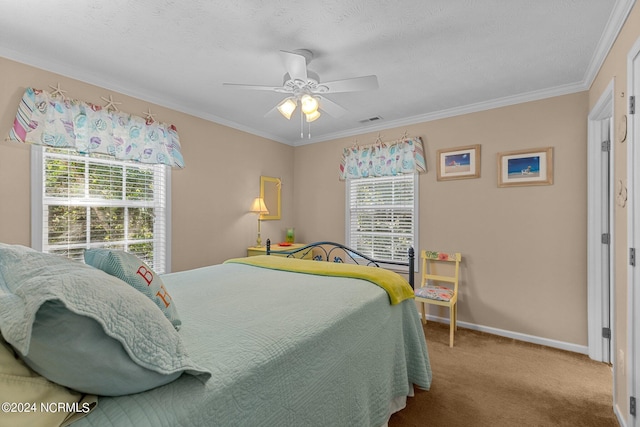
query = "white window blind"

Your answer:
(346, 174), (418, 264)
(32, 147), (169, 273)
